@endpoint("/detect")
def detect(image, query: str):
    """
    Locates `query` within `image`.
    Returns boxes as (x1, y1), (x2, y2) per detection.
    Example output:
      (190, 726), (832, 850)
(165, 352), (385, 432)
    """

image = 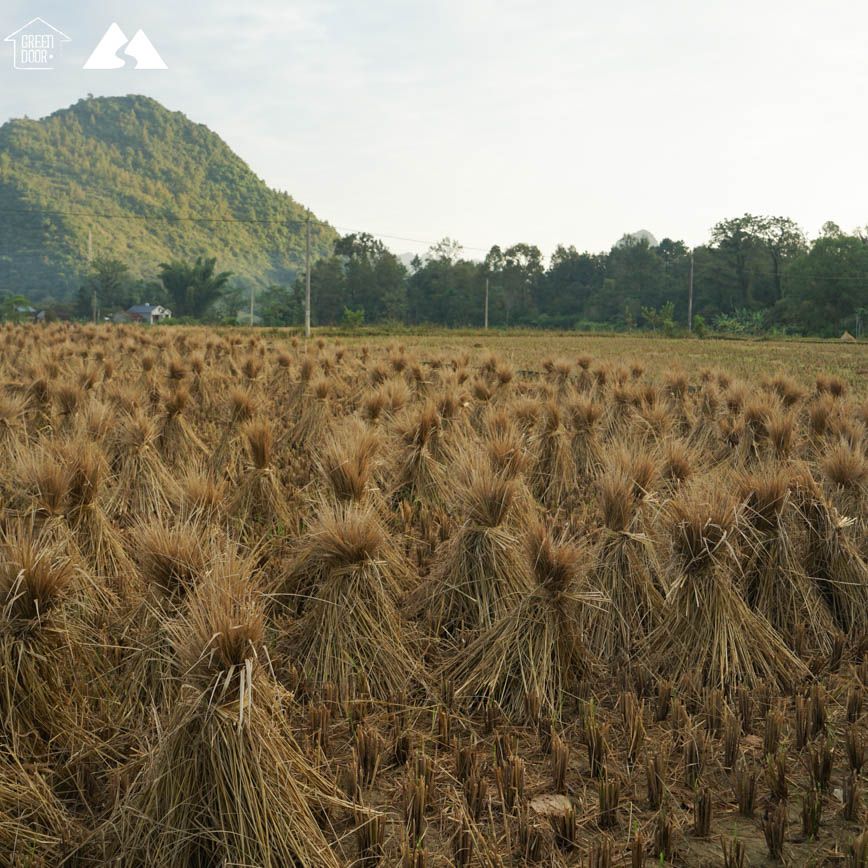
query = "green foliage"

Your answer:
(691, 314), (708, 338)
(77, 257), (132, 316)
(259, 283), (301, 327)
(713, 308), (766, 335)
(0, 95), (337, 301)
(157, 256), (231, 320)
(296, 234), (407, 326)
(0, 95), (860, 335)
(640, 301), (675, 332)
(340, 306), (365, 329)
(0, 293), (33, 322)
